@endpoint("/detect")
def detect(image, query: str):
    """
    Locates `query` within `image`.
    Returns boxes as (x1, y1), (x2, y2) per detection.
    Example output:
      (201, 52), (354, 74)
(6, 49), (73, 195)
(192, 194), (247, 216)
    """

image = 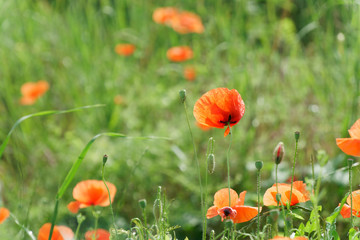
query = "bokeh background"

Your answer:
(0, 0), (359, 239)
